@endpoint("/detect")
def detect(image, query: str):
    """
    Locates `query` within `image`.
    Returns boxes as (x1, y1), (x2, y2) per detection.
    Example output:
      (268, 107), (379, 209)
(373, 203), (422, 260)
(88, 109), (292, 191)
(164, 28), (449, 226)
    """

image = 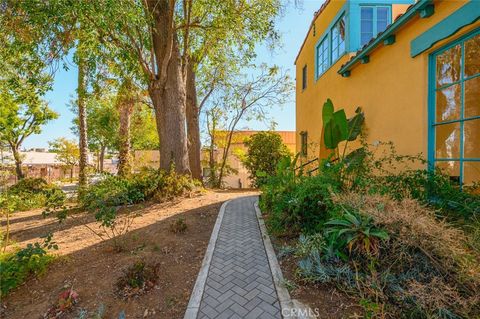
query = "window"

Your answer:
(300, 131), (308, 157)
(331, 15), (346, 62)
(430, 29), (480, 186)
(302, 65), (307, 90)
(314, 11), (348, 80)
(360, 6), (391, 46)
(316, 37), (329, 77)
